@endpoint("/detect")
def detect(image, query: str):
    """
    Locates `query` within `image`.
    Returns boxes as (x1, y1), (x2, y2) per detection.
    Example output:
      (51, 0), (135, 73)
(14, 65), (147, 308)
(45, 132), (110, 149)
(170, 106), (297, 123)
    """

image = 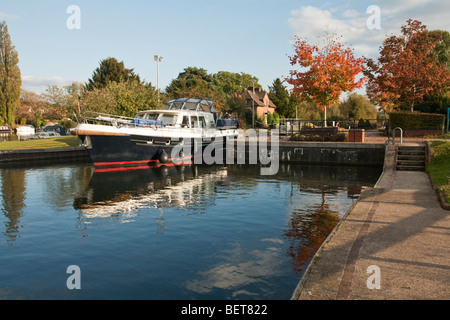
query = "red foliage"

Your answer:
(365, 19), (450, 112)
(286, 35), (366, 115)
